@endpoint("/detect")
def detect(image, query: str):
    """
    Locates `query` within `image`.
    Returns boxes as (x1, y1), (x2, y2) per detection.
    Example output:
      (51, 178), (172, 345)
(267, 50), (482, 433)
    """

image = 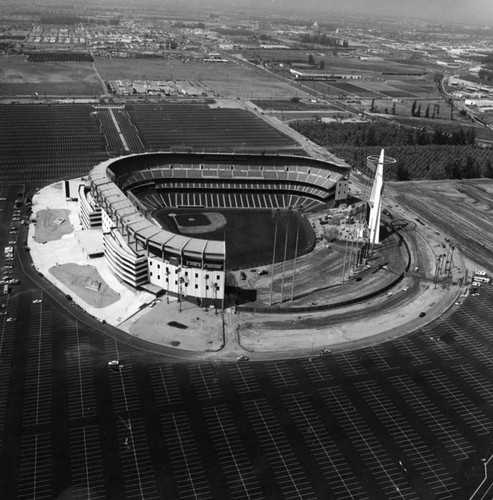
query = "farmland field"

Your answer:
(0, 55), (101, 96)
(385, 80), (435, 95)
(251, 99), (332, 111)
